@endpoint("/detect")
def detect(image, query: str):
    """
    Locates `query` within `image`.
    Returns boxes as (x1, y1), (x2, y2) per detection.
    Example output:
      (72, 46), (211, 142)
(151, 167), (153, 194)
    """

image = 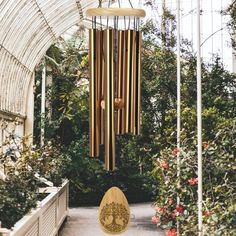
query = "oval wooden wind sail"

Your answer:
(99, 187), (130, 234)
